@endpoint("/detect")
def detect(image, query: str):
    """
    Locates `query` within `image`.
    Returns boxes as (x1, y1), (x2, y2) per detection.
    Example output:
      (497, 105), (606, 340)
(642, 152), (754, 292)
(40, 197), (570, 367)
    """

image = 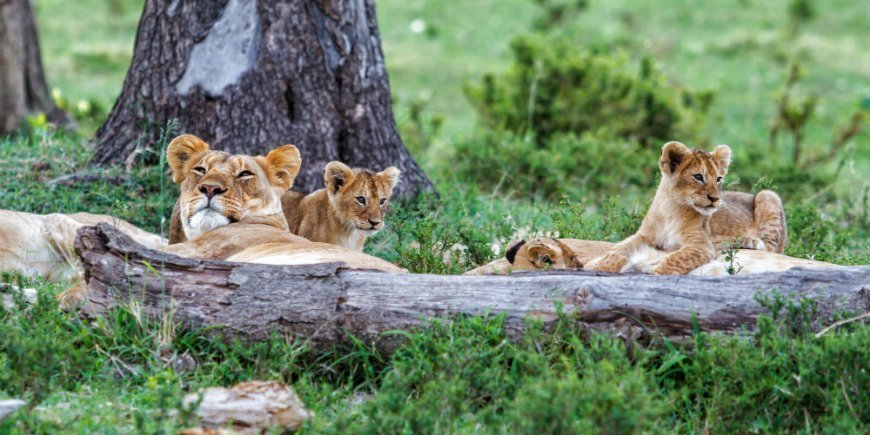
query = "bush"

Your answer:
(456, 36), (712, 198)
(452, 129), (657, 199)
(465, 36), (712, 146)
